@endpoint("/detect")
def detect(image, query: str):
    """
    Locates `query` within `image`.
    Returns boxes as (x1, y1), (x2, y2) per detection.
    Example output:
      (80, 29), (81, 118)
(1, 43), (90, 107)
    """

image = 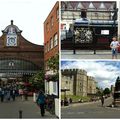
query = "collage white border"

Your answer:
(59, 0), (120, 119)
